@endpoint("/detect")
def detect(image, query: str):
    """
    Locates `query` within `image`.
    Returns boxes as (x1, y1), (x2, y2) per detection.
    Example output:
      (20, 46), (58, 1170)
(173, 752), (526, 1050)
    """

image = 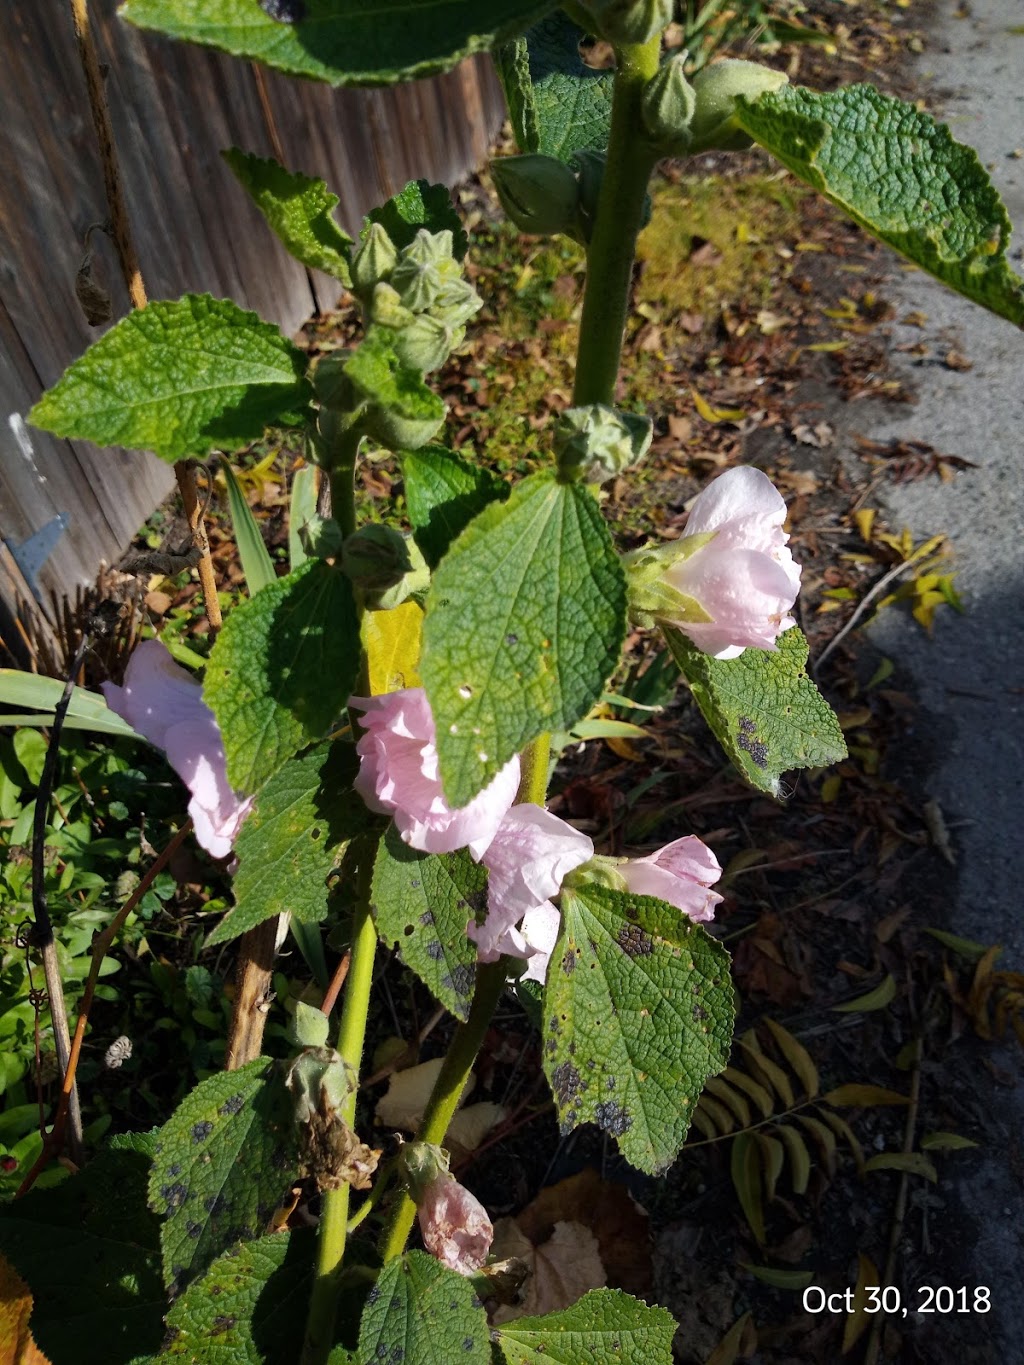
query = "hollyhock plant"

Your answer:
(350, 687), (520, 858)
(416, 1172), (494, 1275)
(101, 639), (252, 858)
(626, 465), (801, 659)
(618, 835), (723, 924)
(470, 804), (594, 977)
